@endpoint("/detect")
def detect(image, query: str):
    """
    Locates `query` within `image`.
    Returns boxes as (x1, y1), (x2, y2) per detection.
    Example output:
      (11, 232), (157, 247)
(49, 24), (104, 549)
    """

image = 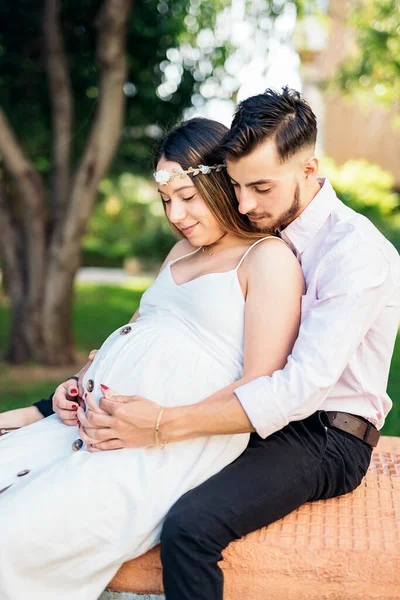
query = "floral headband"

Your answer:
(154, 163), (226, 186)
